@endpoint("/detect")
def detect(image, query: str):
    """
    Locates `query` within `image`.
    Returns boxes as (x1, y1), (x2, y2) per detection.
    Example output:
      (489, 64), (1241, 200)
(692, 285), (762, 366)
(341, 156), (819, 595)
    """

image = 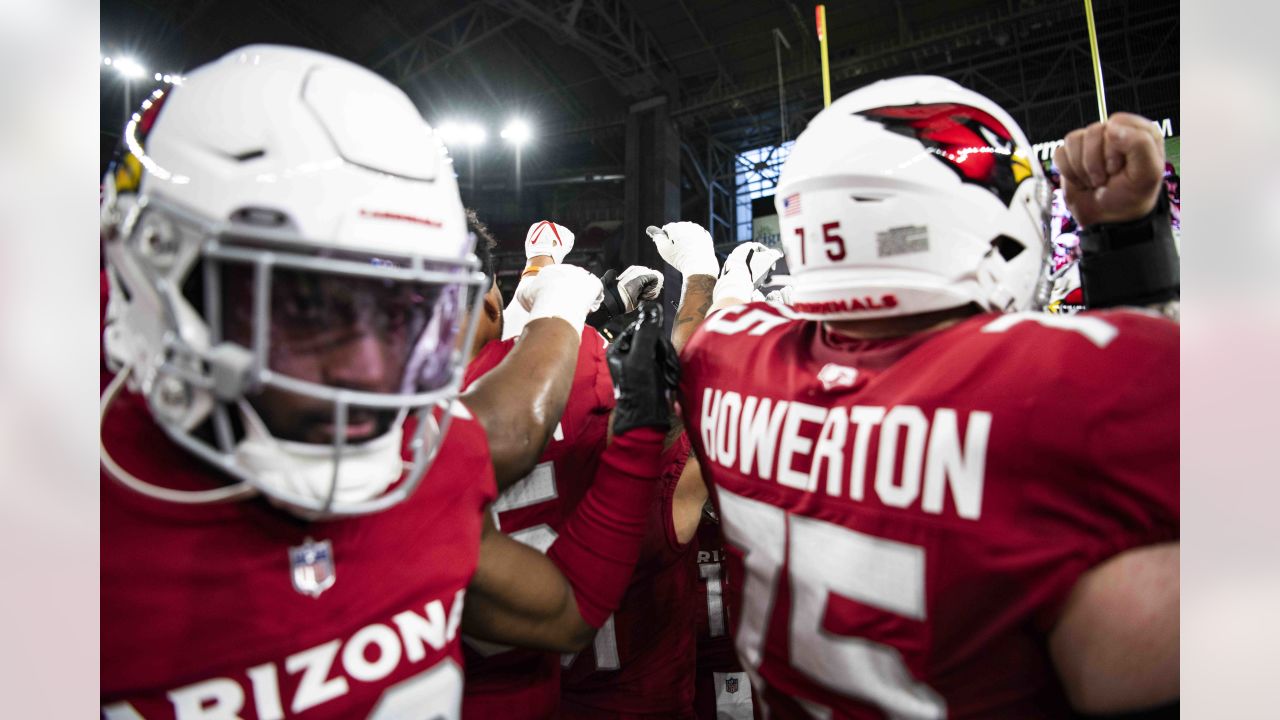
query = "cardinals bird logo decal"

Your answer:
(857, 103), (1033, 206)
